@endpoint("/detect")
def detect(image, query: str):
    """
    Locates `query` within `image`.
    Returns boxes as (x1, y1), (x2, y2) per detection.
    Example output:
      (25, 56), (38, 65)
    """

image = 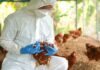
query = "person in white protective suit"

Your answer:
(0, 0), (68, 70)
